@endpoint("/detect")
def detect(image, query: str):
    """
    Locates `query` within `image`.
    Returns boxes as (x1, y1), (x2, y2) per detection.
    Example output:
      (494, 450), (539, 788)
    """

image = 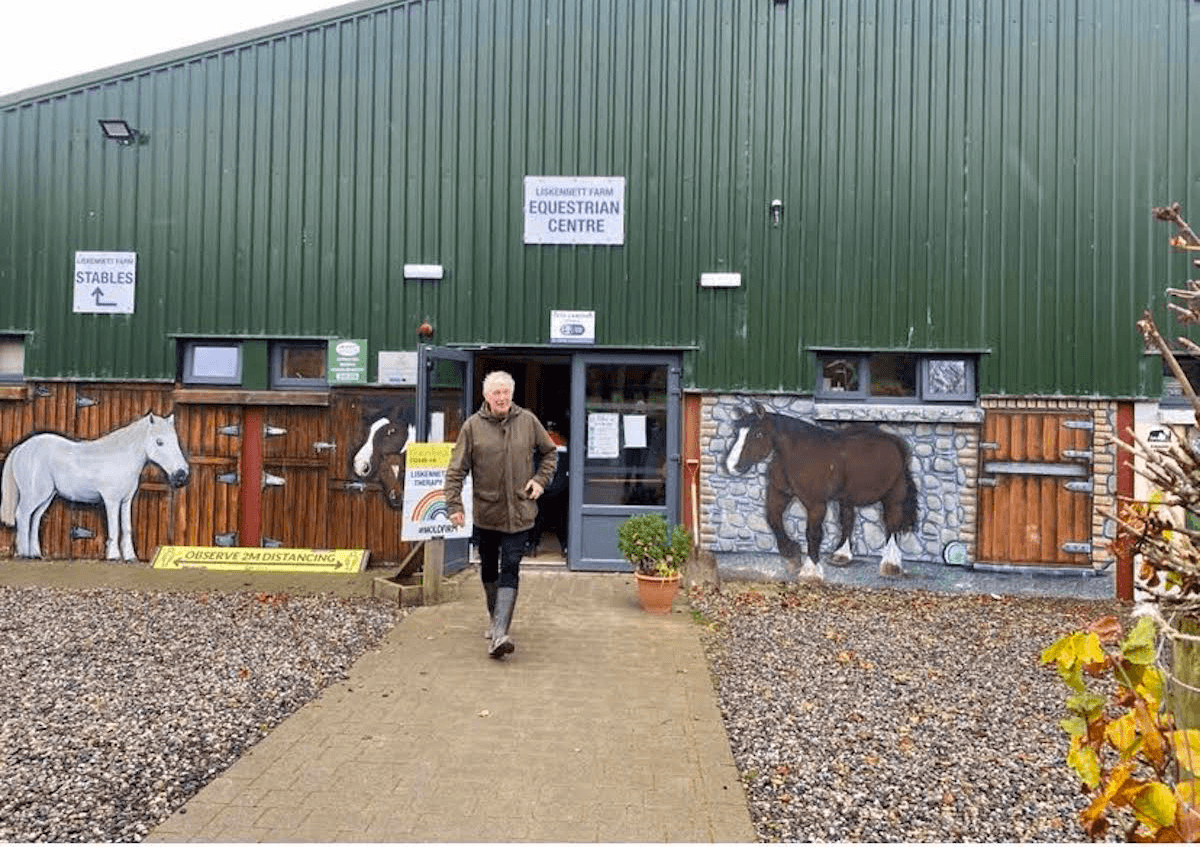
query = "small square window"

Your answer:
(181, 341), (243, 385)
(0, 336), (24, 382)
(818, 356), (865, 398)
(1163, 357), (1200, 405)
(923, 357), (975, 402)
(271, 341), (327, 389)
(870, 353), (919, 398)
